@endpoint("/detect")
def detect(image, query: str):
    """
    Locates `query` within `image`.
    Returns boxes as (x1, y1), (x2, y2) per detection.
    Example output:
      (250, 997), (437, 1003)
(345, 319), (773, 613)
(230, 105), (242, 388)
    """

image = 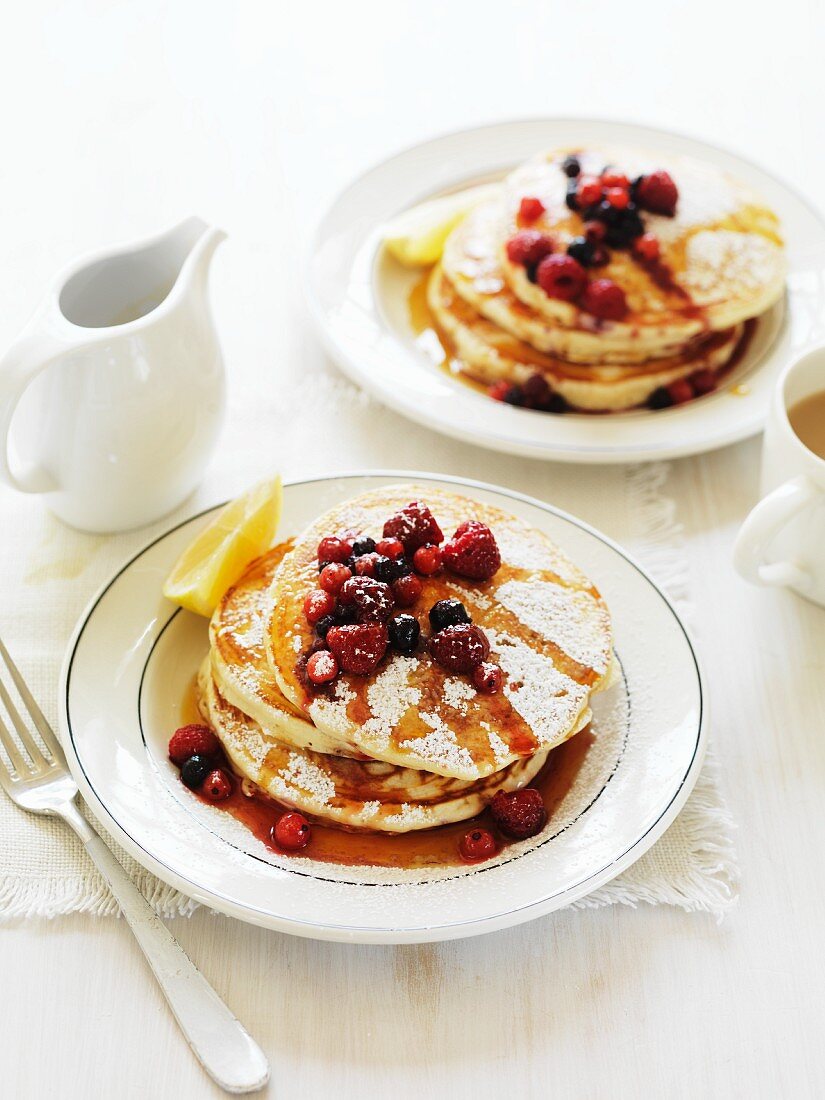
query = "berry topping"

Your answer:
(580, 279), (628, 321)
(565, 180), (580, 211)
(488, 380), (512, 402)
(373, 555), (402, 583)
(429, 623), (490, 674)
(202, 769), (232, 802)
(318, 562), (352, 594)
(635, 170), (679, 216)
(472, 662), (503, 694)
(316, 536), (352, 564)
(315, 613), (336, 640)
(413, 543), (442, 575)
(505, 230), (554, 268)
(576, 175), (603, 207)
(605, 186), (630, 210)
(383, 501), (444, 552)
(393, 573), (423, 607)
(351, 536), (376, 557)
(690, 369), (717, 396)
(601, 169), (630, 189)
(633, 232), (660, 260)
(518, 195), (545, 223)
(583, 219), (607, 243)
(353, 552), (380, 577)
(567, 236), (600, 268)
(306, 649), (339, 685)
(604, 207), (645, 249)
(536, 254), (587, 302)
(326, 623), (389, 675)
(490, 788), (547, 839)
(180, 754), (212, 790)
(388, 613), (421, 654)
(273, 812), (311, 851)
(442, 520), (502, 581)
(459, 828), (498, 862)
(339, 576), (394, 624)
(666, 378), (694, 405)
(168, 724), (221, 766)
(376, 538), (404, 560)
(648, 386), (673, 410)
(561, 155), (581, 178)
(522, 372), (553, 409)
(304, 588), (336, 624)
(429, 597), (471, 632)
